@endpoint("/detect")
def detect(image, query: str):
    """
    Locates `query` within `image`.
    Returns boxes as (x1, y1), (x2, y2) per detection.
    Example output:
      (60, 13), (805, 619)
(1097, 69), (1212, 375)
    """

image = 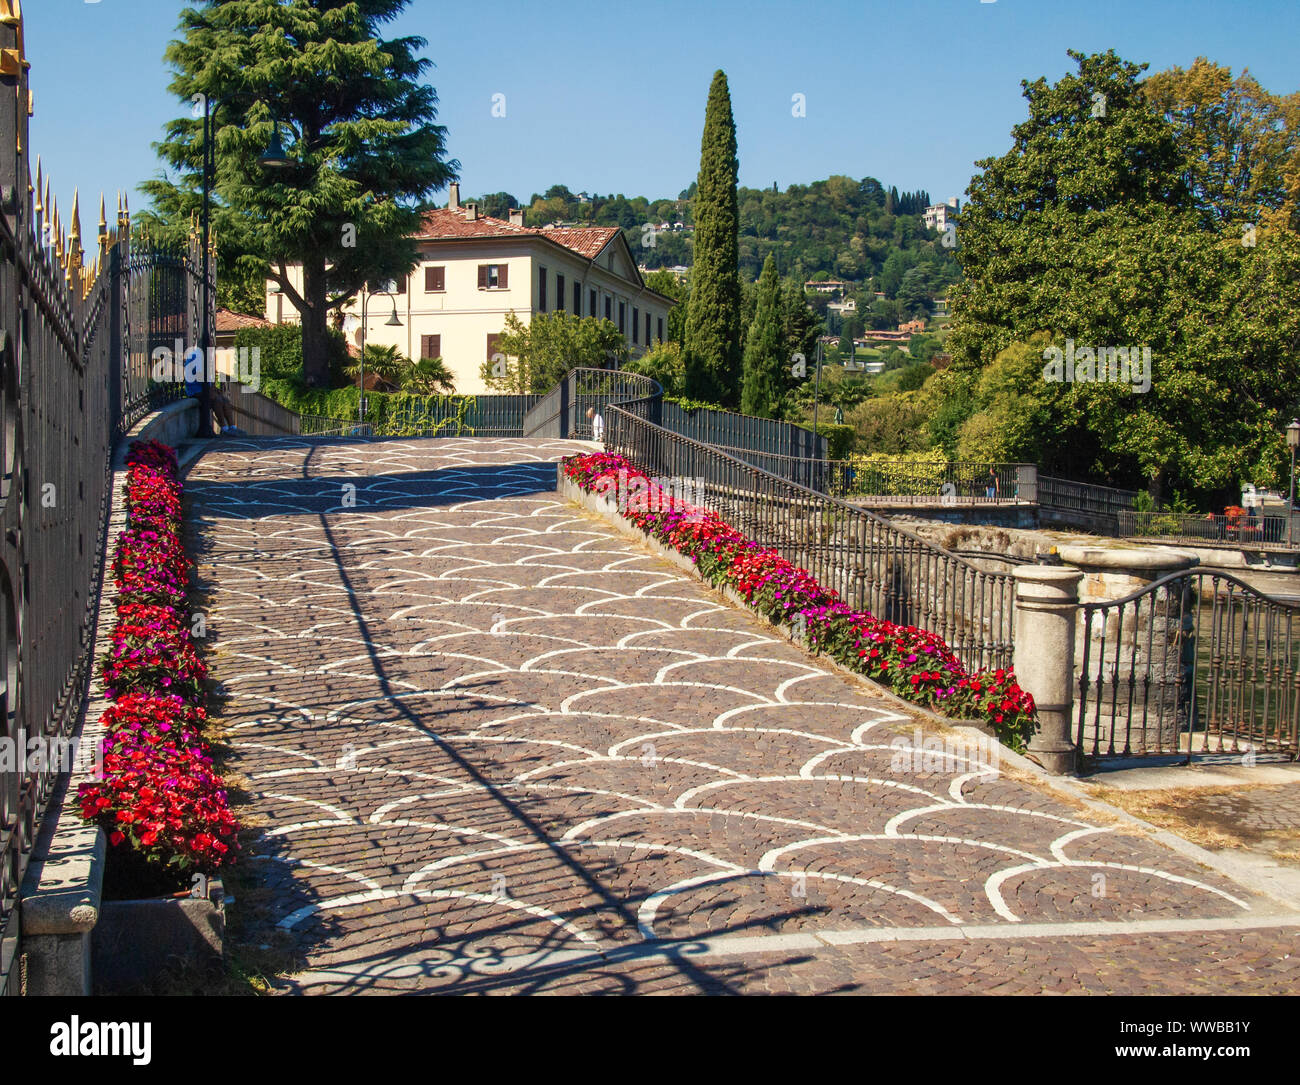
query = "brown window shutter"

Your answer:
(425, 266), (444, 291)
(420, 334), (441, 360)
(498, 264), (508, 289)
(486, 332), (500, 361)
(395, 276), (406, 294)
(478, 265), (488, 289)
